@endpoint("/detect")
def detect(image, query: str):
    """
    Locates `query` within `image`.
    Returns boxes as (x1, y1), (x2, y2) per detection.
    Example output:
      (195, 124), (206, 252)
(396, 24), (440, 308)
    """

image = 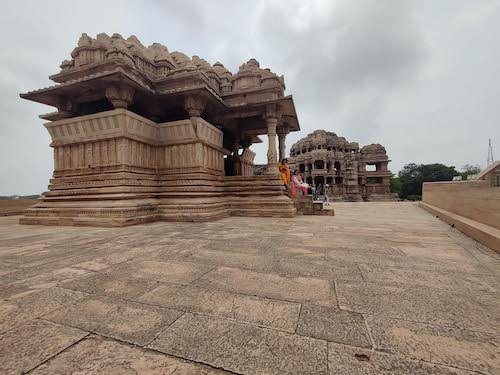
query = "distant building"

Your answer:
(288, 130), (397, 201)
